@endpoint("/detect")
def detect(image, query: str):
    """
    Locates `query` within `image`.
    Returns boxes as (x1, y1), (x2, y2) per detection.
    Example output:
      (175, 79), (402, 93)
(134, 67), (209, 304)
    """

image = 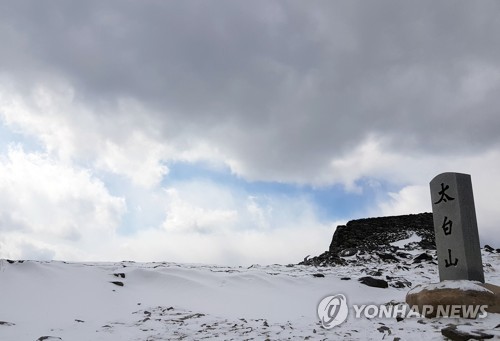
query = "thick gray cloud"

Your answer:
(1, 1), (500, 183)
